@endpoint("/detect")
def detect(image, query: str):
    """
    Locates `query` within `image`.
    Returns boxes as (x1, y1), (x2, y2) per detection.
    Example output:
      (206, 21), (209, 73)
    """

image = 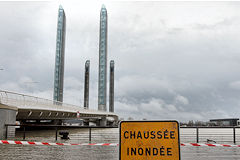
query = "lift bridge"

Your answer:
(0, 90), (118, 127)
